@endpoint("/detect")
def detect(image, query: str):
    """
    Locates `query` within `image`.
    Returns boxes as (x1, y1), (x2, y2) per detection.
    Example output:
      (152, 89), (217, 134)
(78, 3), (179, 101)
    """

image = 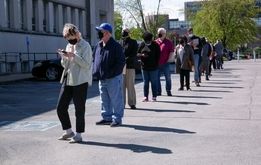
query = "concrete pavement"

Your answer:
(0, 59), (261, 165)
